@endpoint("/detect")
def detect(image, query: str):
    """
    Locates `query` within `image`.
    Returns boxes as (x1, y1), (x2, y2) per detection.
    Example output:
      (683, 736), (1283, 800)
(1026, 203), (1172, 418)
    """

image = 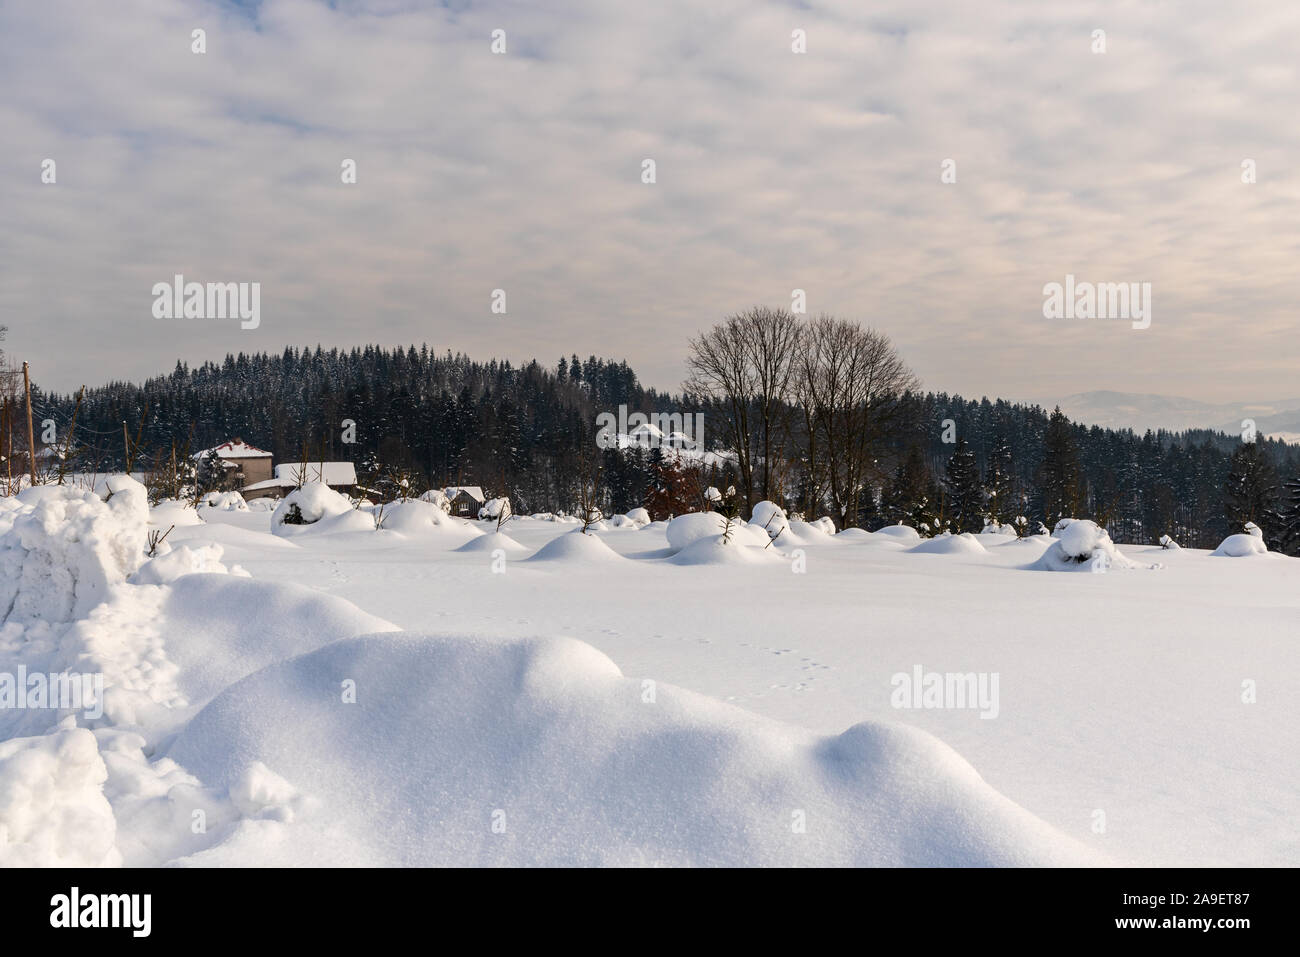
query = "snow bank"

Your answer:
(0, 478), (149, 625)
(271, 483), (353, 530)
(165, 631), (1101, 866)
(150, 499), (203, 528)
(0, 725), (121, 867)
(1032, 520), (1138, 572)
(910, 532), (988, 555)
